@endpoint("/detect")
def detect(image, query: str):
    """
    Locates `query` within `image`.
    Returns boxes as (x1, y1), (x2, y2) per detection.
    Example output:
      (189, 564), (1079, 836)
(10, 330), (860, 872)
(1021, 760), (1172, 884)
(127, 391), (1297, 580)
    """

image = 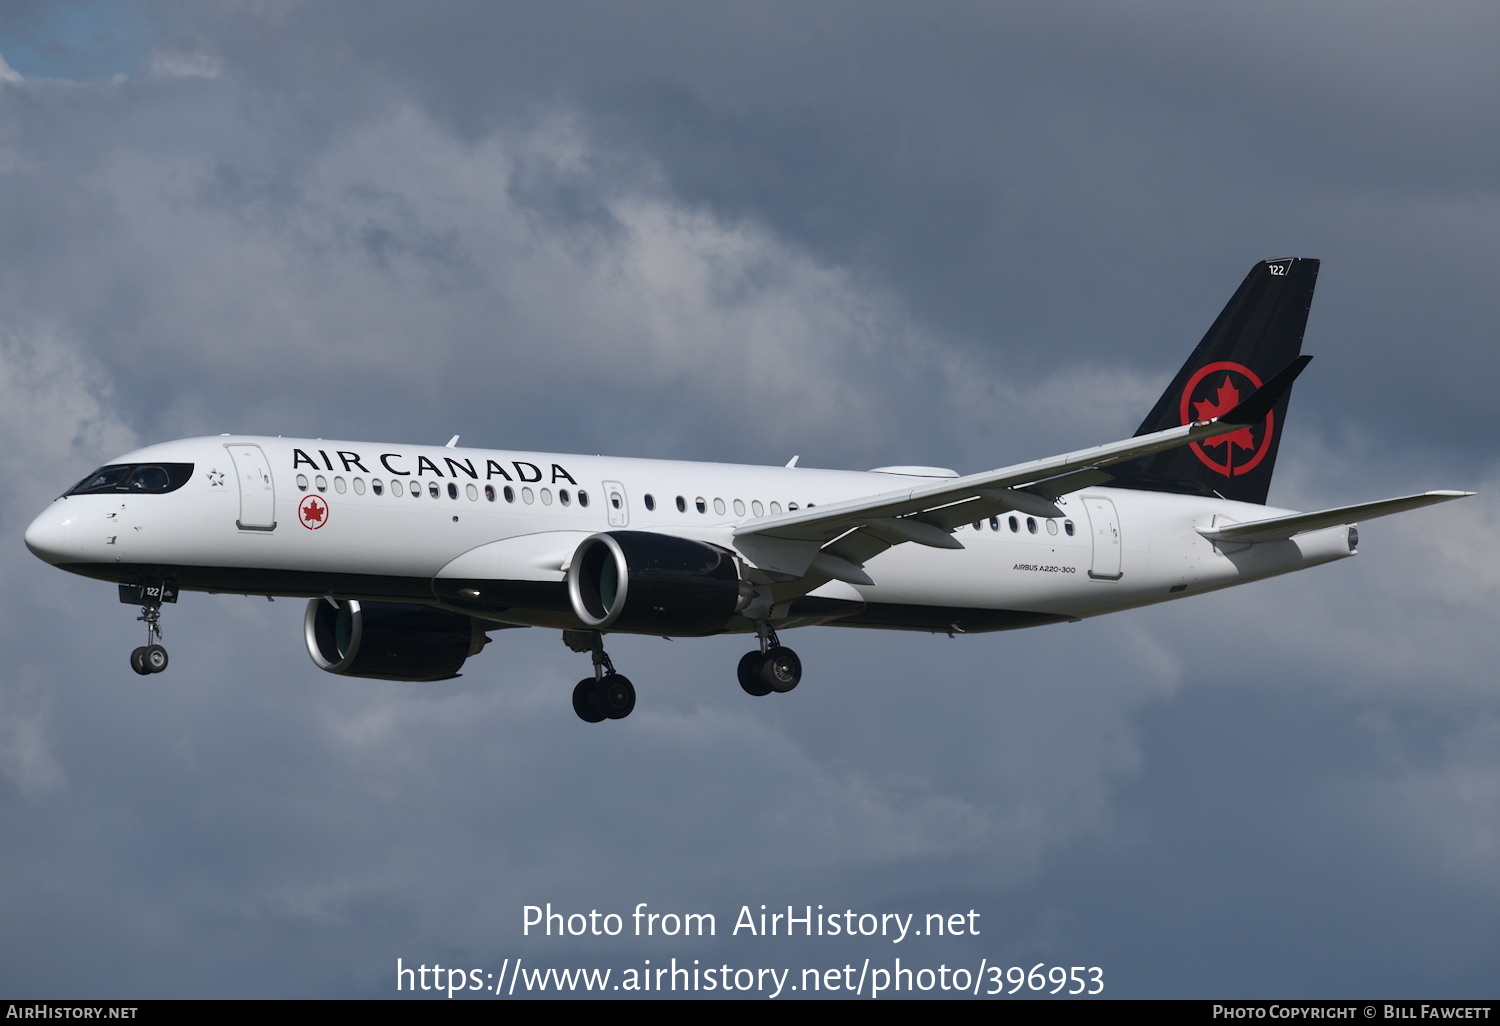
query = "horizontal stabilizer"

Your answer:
(1197, 490), (1473, 543)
